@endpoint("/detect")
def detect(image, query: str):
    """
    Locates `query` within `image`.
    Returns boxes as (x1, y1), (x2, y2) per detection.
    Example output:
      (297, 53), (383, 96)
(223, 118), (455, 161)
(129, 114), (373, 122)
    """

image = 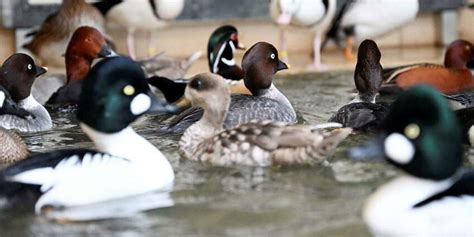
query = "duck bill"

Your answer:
(347, 135), (385, 161)
(35, 66), (48, 77)
(276, 60), (288, 71)
(146, 91), (179, 114)
(98, 44), (117, 58)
